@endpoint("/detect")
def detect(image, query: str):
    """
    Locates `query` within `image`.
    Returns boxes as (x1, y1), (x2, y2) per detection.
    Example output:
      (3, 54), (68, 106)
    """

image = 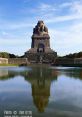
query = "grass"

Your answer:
(0, 64), (19, 66)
